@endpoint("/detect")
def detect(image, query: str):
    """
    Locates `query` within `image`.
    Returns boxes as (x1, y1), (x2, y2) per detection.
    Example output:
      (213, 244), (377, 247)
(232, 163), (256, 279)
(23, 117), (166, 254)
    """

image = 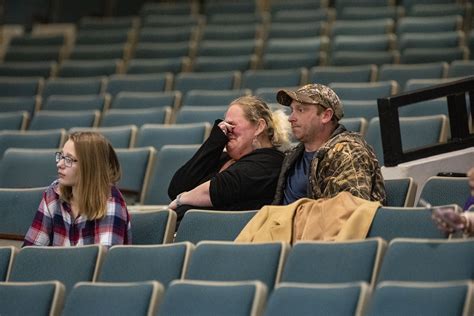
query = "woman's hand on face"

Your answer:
(218, 121), (234, 136)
